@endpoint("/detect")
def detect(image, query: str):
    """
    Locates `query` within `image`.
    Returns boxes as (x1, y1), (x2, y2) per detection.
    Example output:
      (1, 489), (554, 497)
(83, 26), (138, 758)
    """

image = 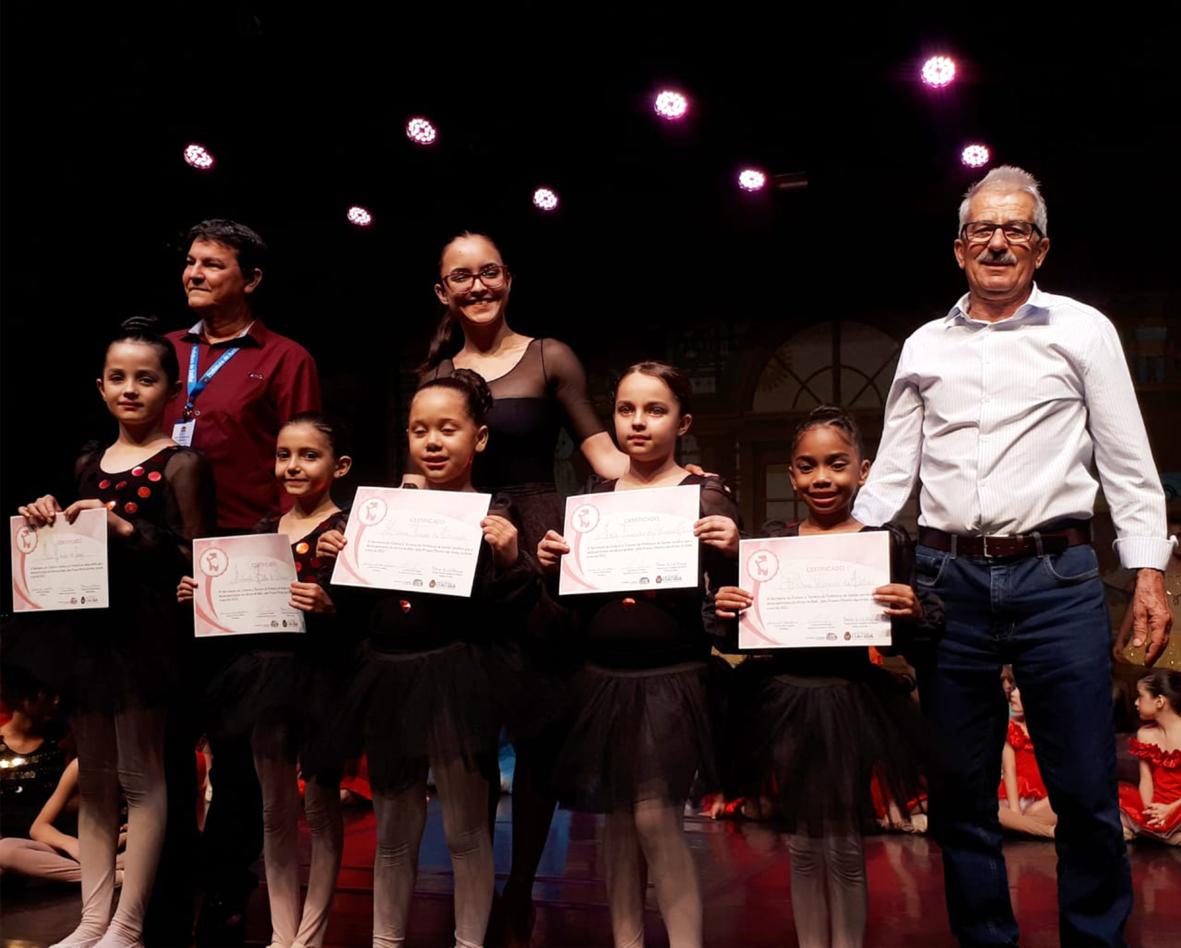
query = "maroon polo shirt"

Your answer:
(163, 320), (321, 531)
